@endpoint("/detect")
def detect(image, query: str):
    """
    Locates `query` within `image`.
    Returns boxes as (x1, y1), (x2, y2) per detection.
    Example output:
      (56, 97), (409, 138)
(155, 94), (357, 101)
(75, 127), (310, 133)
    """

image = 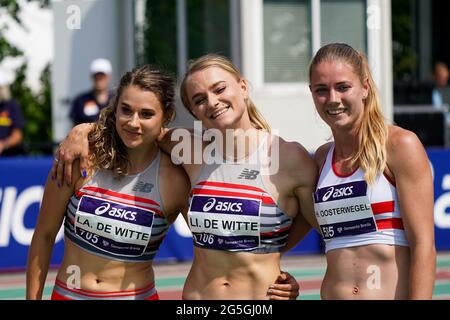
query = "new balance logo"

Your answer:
(238, 169), (260, 180)
(132, 181), (154, 193)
